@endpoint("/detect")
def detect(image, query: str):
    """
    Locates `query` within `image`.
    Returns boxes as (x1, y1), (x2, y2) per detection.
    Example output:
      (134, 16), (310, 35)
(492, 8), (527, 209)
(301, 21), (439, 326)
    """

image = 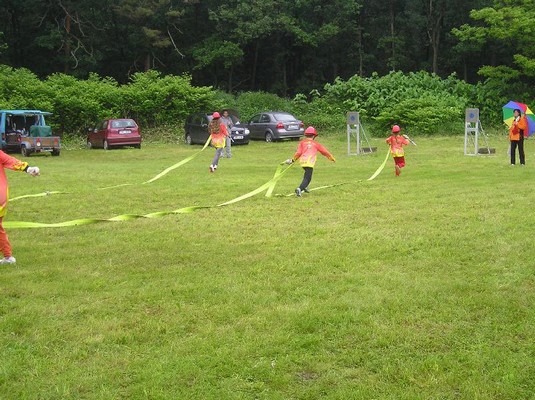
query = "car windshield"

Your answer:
(111, 120), (137, 128)
(273, 113), (296, 121)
